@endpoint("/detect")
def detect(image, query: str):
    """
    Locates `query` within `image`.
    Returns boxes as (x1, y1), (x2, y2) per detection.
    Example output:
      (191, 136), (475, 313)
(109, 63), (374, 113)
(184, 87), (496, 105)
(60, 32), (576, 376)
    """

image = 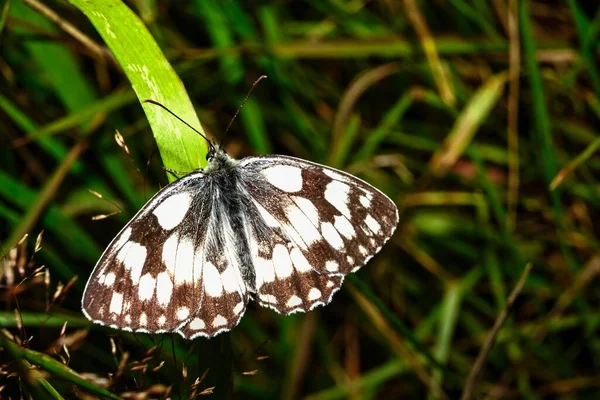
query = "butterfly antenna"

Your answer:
(219, 75), (268, 149)
(142, 100), (213, 147)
